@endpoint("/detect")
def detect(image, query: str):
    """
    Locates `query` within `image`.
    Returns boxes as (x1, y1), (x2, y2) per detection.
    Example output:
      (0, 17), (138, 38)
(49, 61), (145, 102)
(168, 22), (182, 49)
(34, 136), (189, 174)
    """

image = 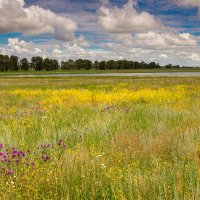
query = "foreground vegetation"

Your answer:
(1, 77), (200, 199)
